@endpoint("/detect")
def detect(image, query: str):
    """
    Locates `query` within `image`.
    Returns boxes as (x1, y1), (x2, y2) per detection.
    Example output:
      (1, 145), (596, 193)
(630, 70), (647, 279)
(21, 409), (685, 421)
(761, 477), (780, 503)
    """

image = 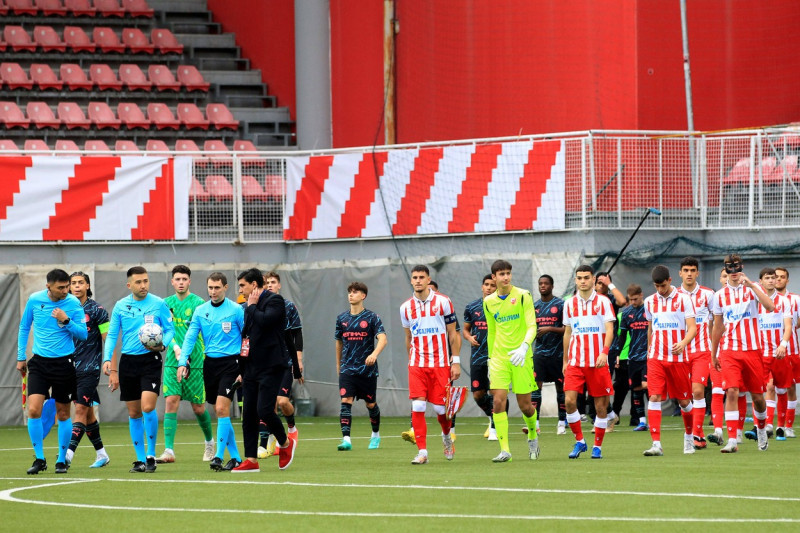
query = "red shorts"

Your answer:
(564, 364), (613, 398)
(647, 358), (692, 400)
(719, 349), (764, 394)
(408, 365), (450, 405)
(690, 351), (711, 386)
(790, 355), (800, 384)
(762, 356), (794, 389)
